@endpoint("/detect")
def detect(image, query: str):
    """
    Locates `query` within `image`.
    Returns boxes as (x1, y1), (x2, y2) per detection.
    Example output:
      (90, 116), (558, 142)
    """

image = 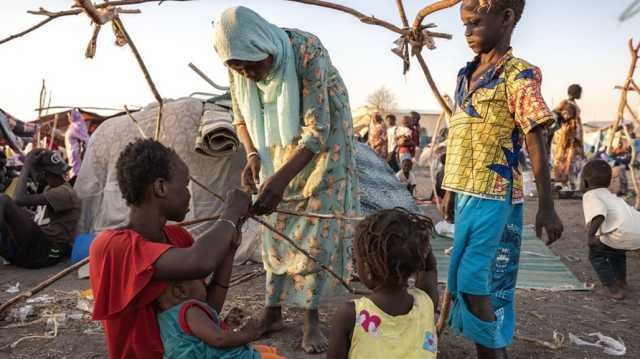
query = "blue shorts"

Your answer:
(447, 191), (523, 349)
